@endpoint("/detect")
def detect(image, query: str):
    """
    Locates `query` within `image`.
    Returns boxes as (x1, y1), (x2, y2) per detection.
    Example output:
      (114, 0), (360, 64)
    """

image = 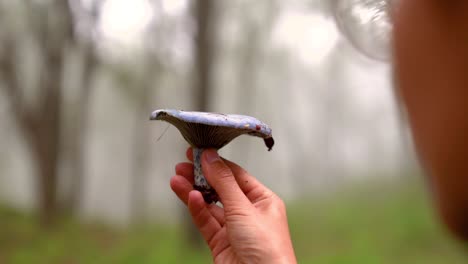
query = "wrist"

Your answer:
(261, 245), (297, 264)
(265, 254), (297, 264)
